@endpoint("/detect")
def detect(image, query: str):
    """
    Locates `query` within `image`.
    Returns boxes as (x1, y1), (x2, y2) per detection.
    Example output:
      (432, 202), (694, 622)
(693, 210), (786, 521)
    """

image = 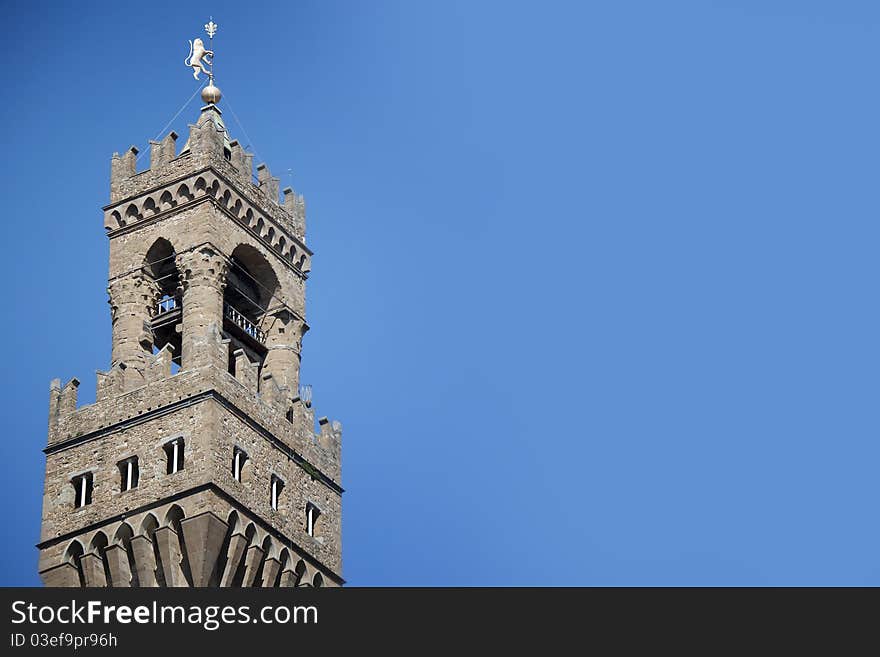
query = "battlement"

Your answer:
(108, 106), (307, 244)
(46, 358), (342, 488)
